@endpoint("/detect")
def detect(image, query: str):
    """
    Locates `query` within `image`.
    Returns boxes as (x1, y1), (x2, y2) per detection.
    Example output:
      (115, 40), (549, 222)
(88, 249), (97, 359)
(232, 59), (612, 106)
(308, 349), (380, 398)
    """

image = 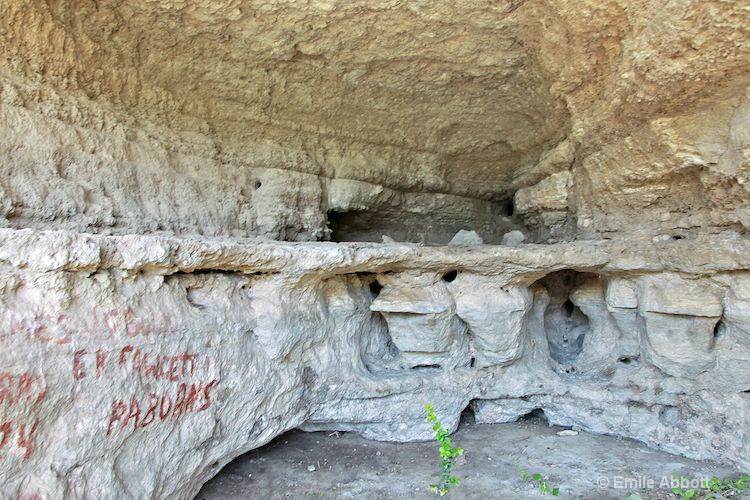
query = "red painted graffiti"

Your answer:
(16, 494), (44, 500)
(72, 348), (112, 380)
(4, 314), (71, 345)
(73, 347), (199, 382)
(0, 371), (46, 407)
(2, 307), (174, 346)
(103, 307), (173, 338)
(106, 380), (219, 437)
(0, 417), (40, 462)
(117, 346), (199, 382)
